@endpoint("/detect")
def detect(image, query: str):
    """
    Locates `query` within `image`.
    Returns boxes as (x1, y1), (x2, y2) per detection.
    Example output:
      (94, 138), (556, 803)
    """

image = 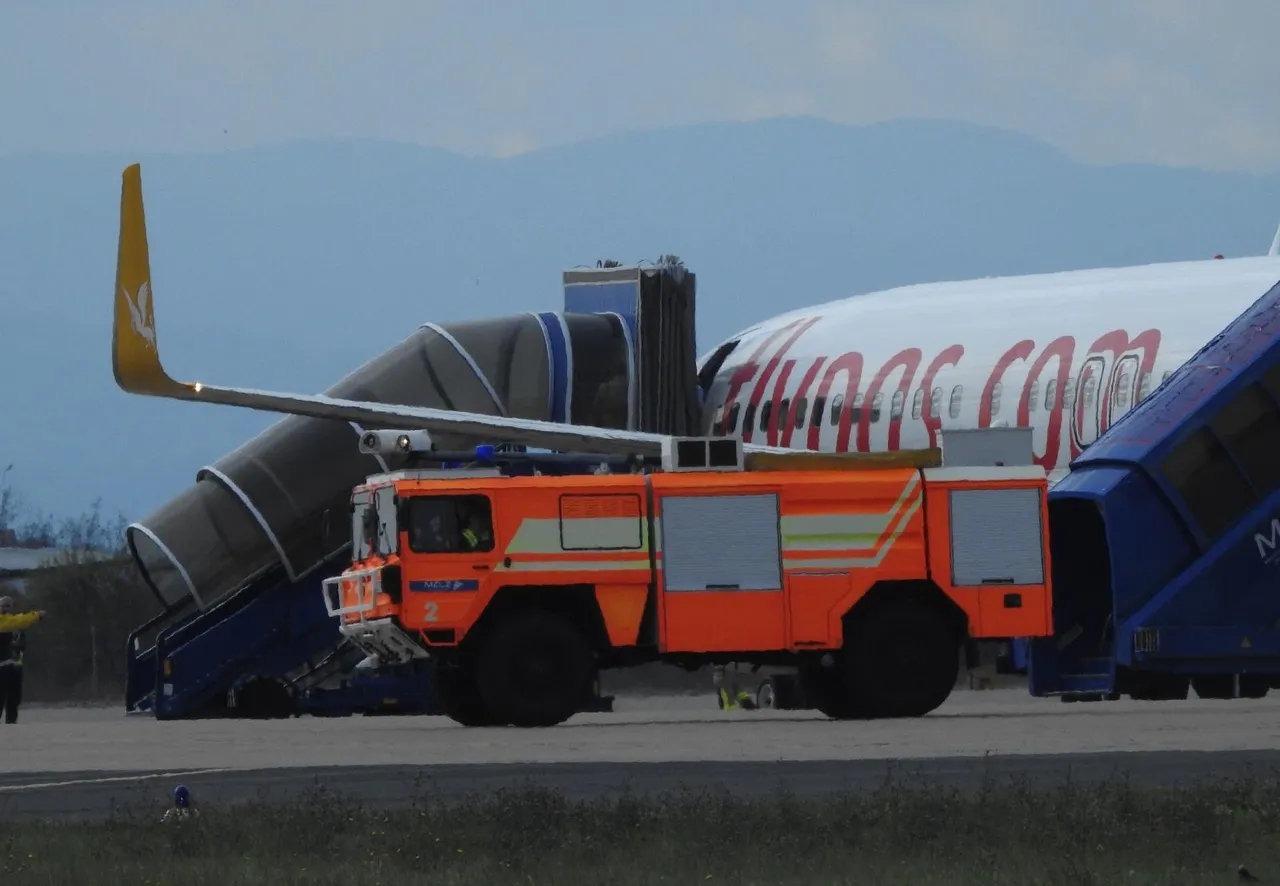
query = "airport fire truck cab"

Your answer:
(322, 432), (1054, 727)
